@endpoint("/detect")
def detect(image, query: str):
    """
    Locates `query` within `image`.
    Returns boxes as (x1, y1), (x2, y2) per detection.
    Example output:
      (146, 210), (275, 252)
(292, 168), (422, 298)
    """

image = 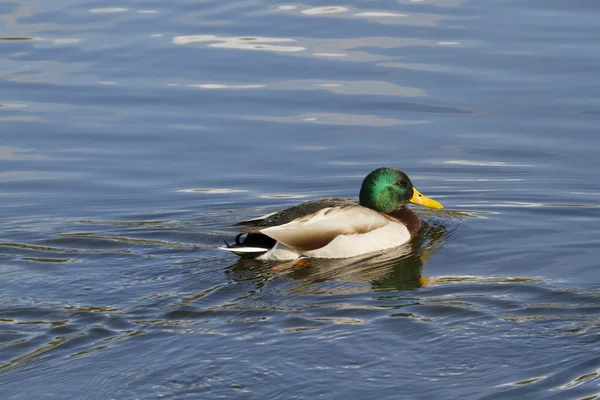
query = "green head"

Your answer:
(359, 167), (443, 213)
